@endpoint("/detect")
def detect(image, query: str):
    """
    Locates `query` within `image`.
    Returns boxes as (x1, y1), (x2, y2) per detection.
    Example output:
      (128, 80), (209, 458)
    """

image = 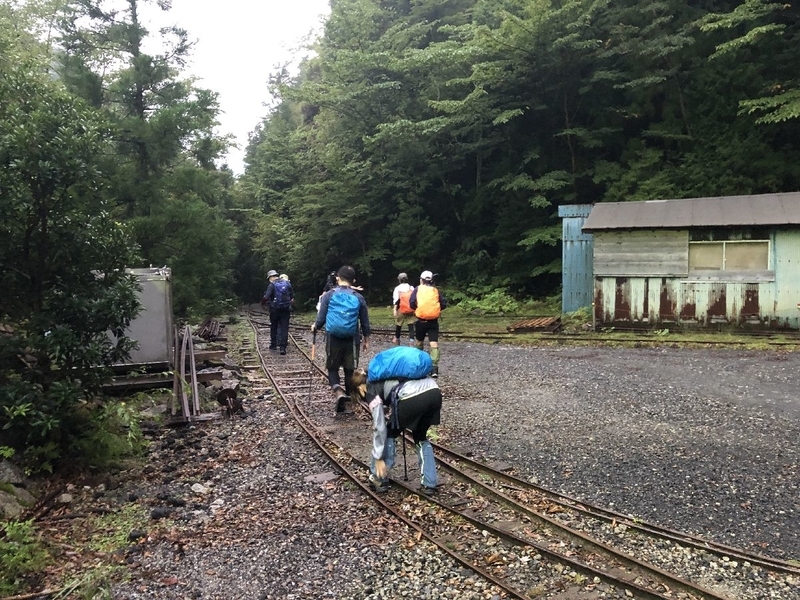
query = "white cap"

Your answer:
(420, 270), (433, 281)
